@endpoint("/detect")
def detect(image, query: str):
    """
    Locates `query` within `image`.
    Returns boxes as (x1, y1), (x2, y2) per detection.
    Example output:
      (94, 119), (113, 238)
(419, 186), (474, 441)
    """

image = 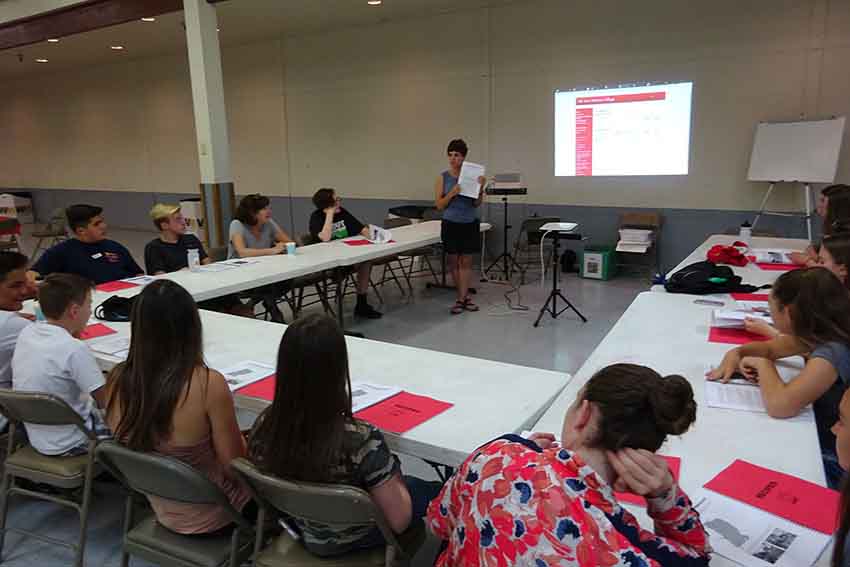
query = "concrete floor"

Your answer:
(2, 225), (649, 566)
